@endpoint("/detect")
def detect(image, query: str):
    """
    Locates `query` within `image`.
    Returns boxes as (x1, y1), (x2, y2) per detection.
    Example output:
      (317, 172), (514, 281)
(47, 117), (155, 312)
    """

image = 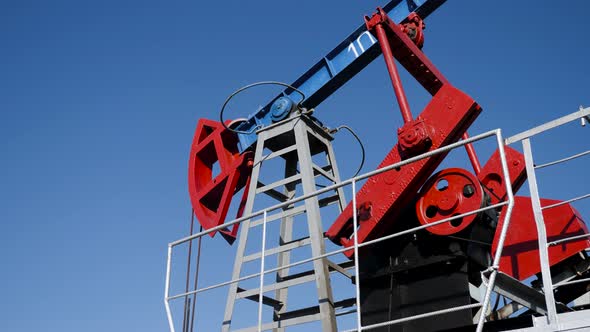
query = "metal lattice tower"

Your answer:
(222, 114), (349, 332)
